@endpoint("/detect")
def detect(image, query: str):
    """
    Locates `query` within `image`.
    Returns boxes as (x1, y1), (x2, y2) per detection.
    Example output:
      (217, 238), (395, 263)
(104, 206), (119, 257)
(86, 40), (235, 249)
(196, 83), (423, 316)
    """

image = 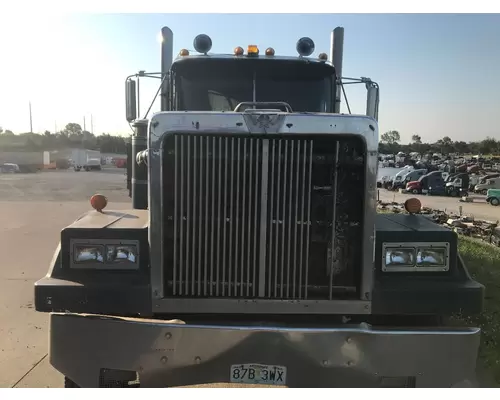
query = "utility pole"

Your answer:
(91, 114), (94, 135)
(29, 101), (33, 133)
(83, 116), (86, 131)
